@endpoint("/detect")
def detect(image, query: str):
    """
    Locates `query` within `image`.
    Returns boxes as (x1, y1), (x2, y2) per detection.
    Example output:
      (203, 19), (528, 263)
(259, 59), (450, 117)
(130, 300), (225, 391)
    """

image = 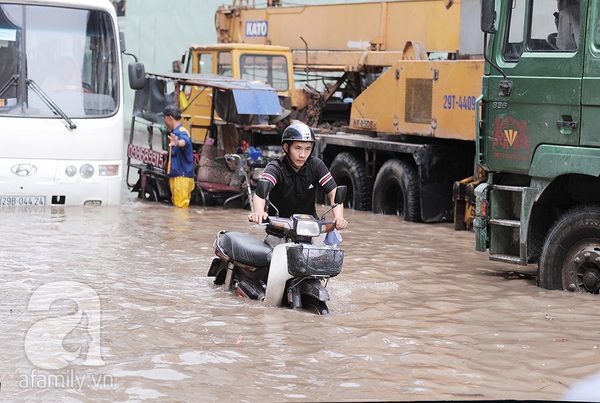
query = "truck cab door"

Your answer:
(482, 0), (584, 175)
(581, 2), (600, 147)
